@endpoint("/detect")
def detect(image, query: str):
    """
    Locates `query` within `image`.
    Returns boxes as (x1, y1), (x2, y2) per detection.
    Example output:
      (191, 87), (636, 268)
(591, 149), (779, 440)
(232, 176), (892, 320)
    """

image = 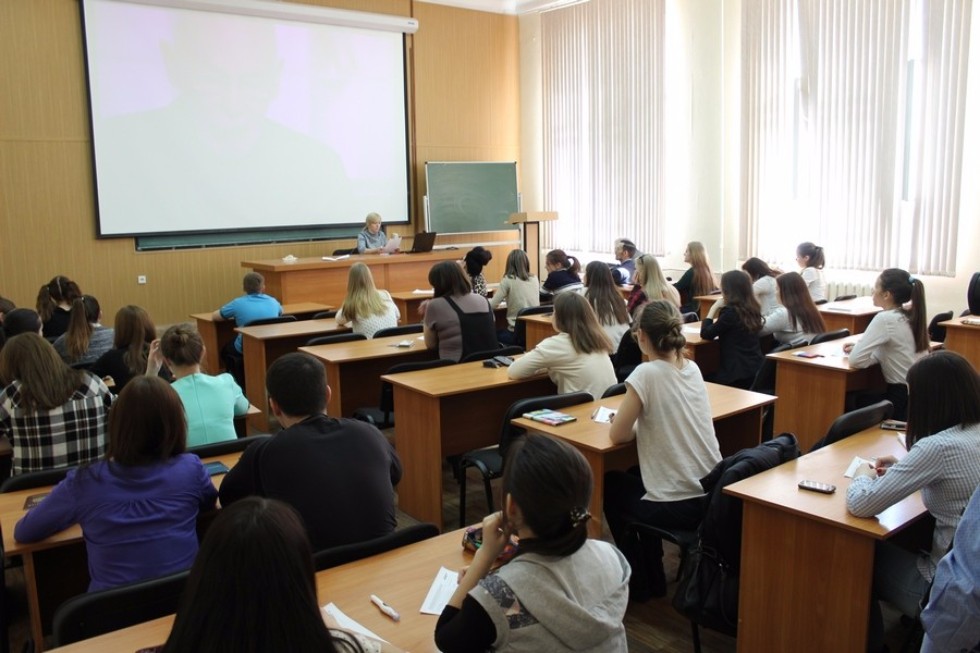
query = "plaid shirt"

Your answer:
(0, 375), (113, 475)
